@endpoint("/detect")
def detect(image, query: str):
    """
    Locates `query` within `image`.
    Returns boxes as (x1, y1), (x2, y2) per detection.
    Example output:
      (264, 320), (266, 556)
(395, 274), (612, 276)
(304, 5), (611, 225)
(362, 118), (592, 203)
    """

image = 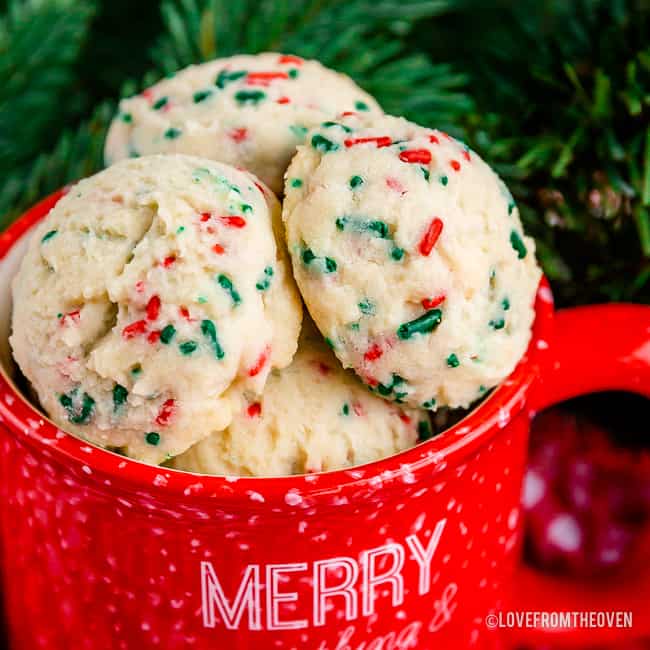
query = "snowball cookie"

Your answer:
(11, 154), (302, 464)
(104, 53), (382, 194)
(171, 320), (427, 477)
(283, 115), (541, 410)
